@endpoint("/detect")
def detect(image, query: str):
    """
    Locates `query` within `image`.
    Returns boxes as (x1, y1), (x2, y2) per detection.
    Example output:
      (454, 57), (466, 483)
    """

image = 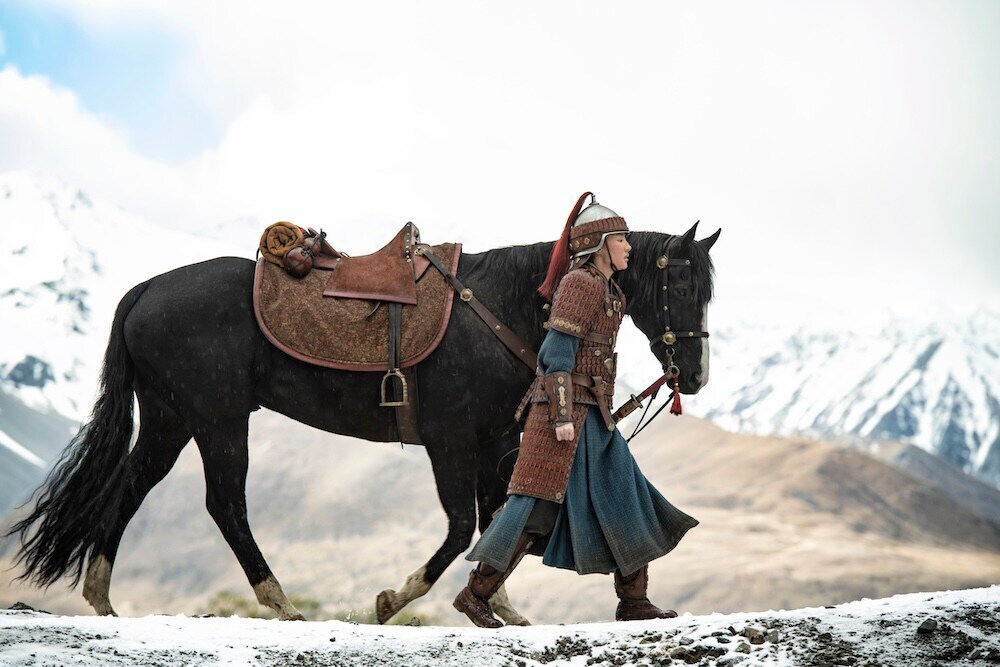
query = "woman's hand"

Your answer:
(555, 423), (575, 442)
